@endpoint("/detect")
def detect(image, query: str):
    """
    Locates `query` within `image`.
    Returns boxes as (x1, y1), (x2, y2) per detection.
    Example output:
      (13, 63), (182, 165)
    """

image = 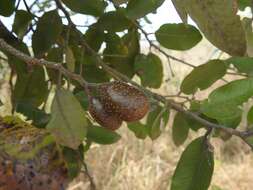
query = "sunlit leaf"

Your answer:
(126, 0), (165, 19)
(46, 89), (87, 149)
(171, 0), (188, 23)
(182, 0), (246, 56)
(171, 137), (214, 190)
(62, 0), (106, 16)
(146, 105), (169, 140)
(134, 53), (163, 88)
(227, 57), (253, 76)
(98, 10), (132, 32)
(172, 112), (190, 146)
(87, 125), (121, 144)
(155, 23), (202, 50)
(128, 122), (148, 139)
(181, 60), (227, 94)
